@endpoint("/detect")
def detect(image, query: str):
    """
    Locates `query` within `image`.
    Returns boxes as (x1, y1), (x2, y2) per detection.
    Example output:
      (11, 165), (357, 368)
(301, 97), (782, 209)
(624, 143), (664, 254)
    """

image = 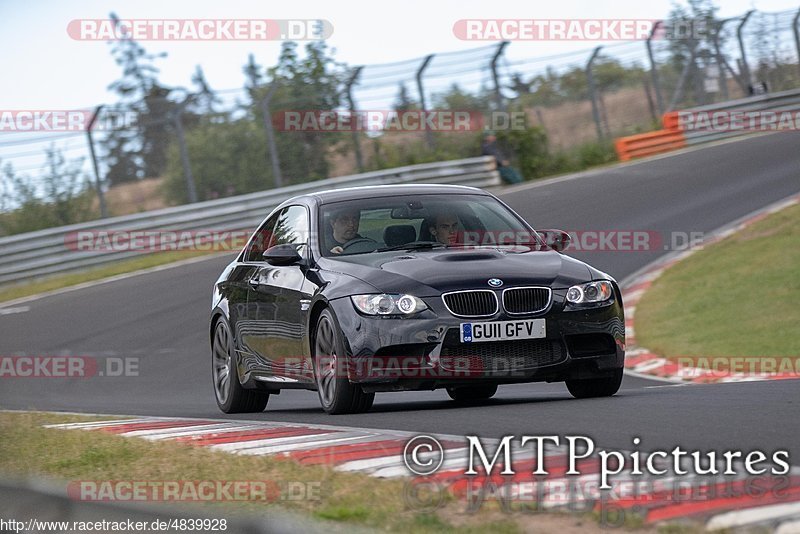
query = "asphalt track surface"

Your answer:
(2, 132), (799, 459)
